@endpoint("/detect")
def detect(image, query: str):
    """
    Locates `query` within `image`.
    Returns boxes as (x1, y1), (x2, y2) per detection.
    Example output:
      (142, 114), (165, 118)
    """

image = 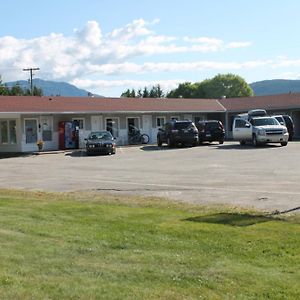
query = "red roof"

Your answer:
(1, 93), (300, 114)
(0, 96), (225, 113)
(219, 93), (300, 112)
